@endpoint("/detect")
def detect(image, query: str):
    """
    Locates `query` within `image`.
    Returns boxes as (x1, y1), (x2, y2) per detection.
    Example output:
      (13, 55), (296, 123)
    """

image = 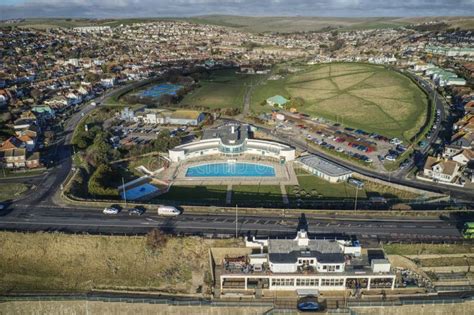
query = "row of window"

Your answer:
(271, 278), (345, 287)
